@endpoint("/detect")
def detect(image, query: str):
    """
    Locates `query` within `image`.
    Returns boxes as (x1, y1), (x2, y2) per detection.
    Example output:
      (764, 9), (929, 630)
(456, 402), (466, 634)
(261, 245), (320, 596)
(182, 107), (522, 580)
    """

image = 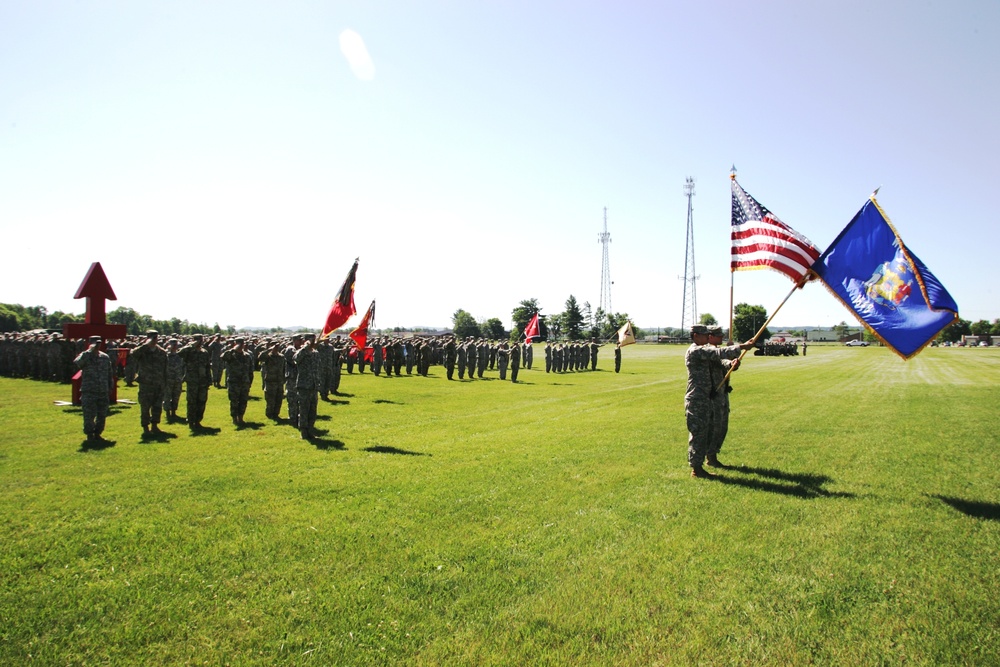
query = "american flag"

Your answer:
(731, 178), (821, 283)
